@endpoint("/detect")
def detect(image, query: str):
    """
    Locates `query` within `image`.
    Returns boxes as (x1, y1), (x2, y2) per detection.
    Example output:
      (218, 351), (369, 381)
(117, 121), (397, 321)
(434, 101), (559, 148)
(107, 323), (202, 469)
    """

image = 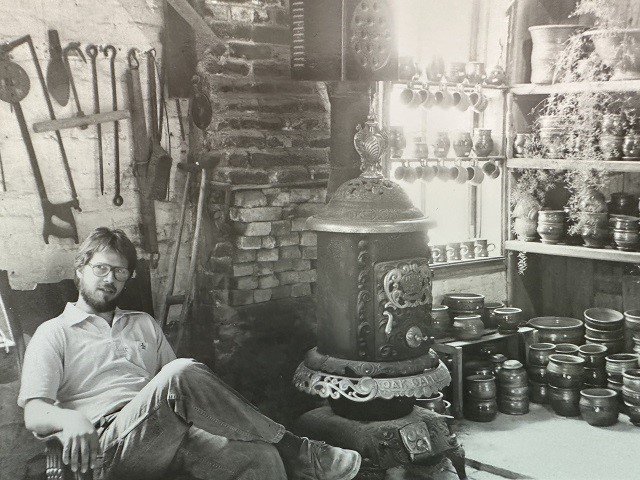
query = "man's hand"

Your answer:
(57, 410), (101, 473)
